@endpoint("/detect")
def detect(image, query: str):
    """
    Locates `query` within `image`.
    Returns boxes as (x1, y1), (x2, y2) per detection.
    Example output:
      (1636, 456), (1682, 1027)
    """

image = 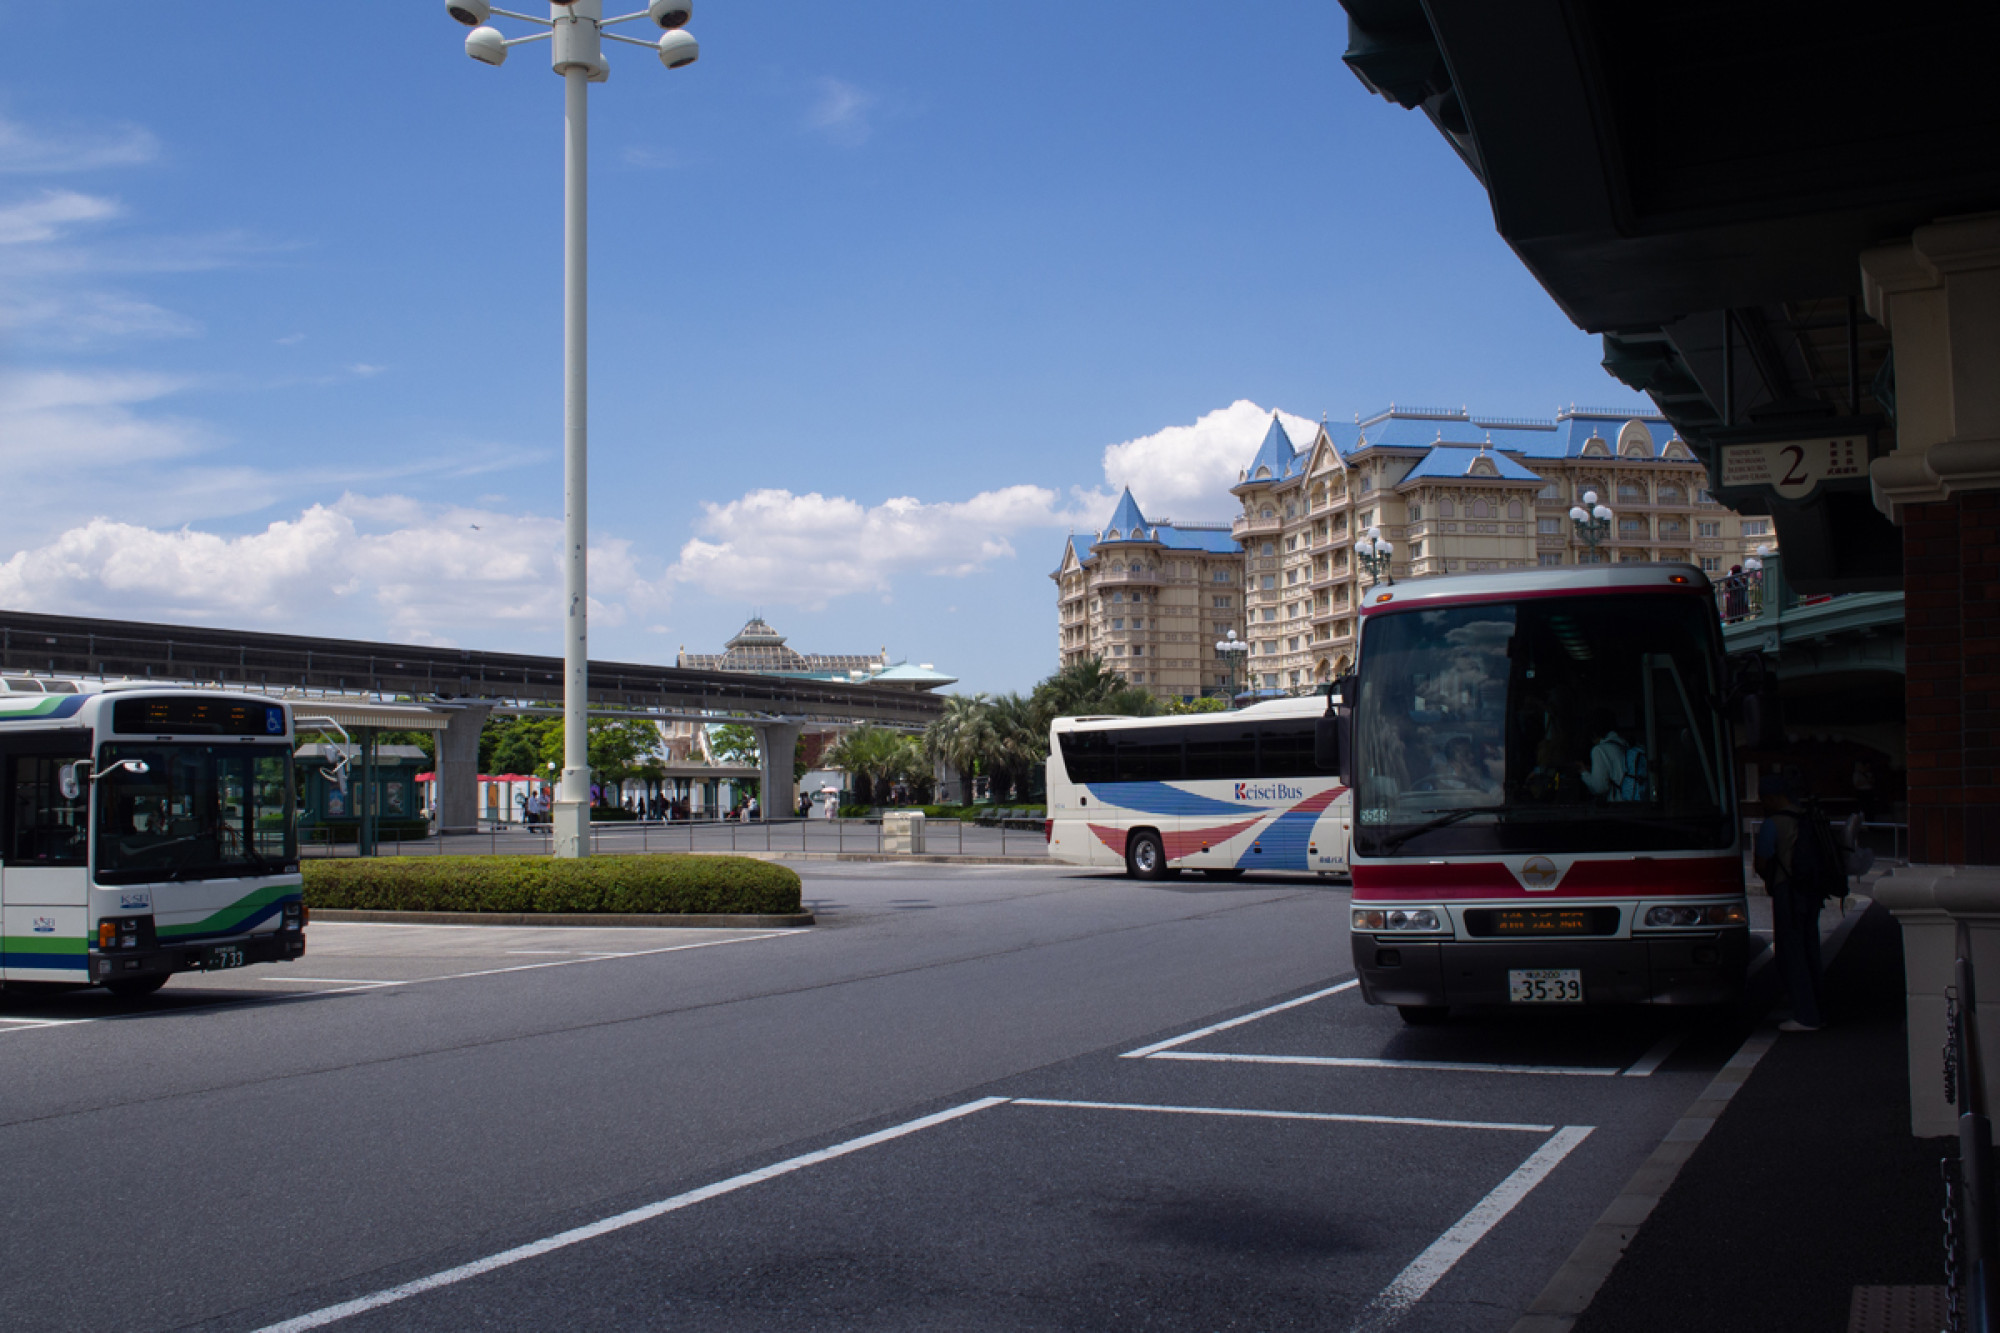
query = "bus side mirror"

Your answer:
(1738, 689), (1785, 750)
(1316, 710), (1349, 782)
(57, 763), (84, 801)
